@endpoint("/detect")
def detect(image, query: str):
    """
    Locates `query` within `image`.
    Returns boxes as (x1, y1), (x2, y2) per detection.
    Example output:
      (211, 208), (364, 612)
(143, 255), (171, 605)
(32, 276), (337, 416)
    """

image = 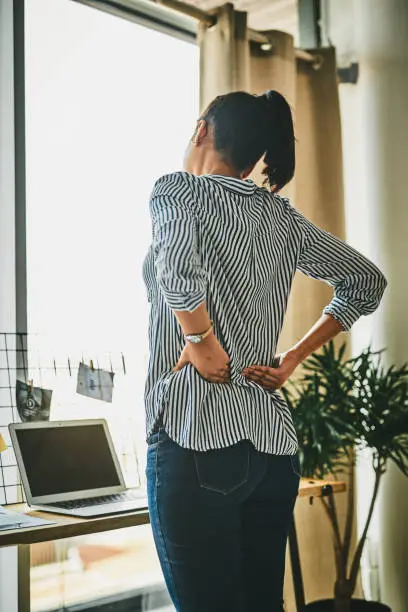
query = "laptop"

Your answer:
(9, 419), (148, 517)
